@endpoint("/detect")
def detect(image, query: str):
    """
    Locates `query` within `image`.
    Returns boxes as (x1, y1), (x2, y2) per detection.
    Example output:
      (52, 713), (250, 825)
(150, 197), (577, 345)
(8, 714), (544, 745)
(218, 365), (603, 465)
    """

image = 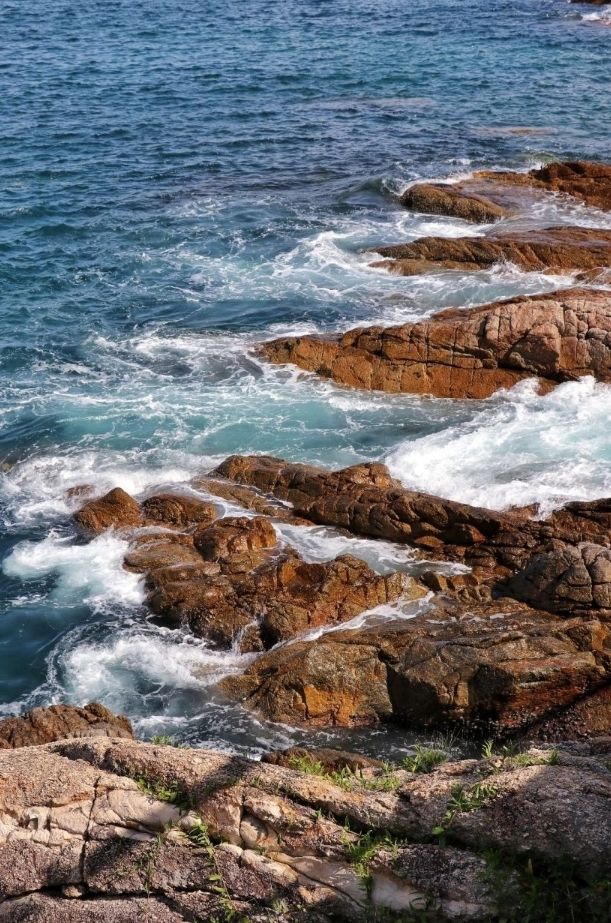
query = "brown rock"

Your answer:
(503, 542), (611, 618)
(220, 602), (611, 732)
(146, 544), (411, 652)
(193, 474), (312, 524)
(123, 532), (204, 574)
(193, 515), (278, 573)
(211, 455), (560, 577)
(212, 456), (611, 587)
(74, 489), (219, 537)
(402, 161), (611, 223)
(141, 493), (219, 528)
(528, 683), (611, 742)
(73, 487), (142, 535)
(259, 287), (611, 398)
(371, 226), (611, 277)
(263, 746), (384, 773)
(0, 703), (133, 749)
